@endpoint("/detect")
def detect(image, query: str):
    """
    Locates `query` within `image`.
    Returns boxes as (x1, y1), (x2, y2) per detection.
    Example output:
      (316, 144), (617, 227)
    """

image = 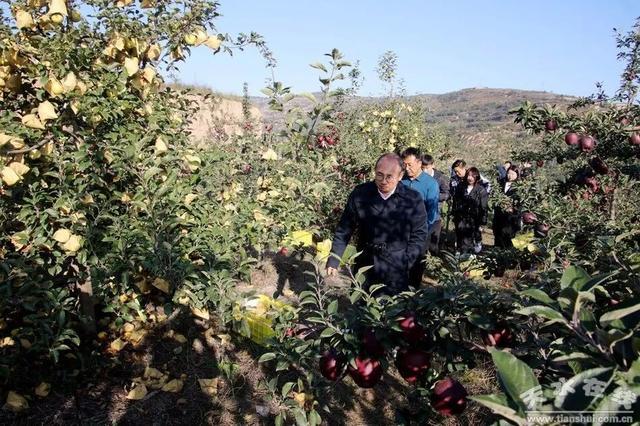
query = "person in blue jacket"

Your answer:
(326, 153), (428, 295)
(400, 147), (440, 287)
